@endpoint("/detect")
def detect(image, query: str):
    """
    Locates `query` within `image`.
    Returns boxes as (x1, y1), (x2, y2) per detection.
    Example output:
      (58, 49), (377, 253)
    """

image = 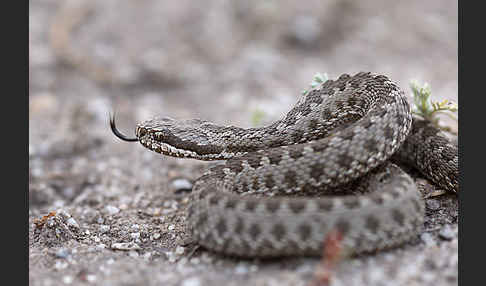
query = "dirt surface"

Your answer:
(29, 1), (458, 285)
